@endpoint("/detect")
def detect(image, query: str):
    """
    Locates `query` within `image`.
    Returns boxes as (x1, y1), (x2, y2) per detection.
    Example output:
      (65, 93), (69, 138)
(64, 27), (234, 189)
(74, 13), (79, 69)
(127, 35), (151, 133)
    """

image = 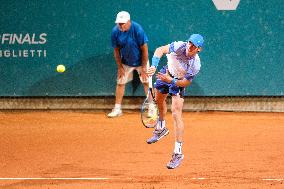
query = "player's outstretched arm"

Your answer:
(147, 45), (170, 76)
(153, 44), (170, 58)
